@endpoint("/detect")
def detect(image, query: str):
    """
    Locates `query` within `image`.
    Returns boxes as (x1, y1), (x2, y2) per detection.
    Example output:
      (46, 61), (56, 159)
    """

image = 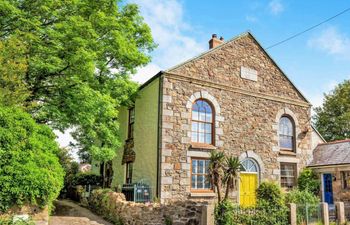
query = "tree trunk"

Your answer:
(224, 178), (231, 200)
(217, 179), (222, 203)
